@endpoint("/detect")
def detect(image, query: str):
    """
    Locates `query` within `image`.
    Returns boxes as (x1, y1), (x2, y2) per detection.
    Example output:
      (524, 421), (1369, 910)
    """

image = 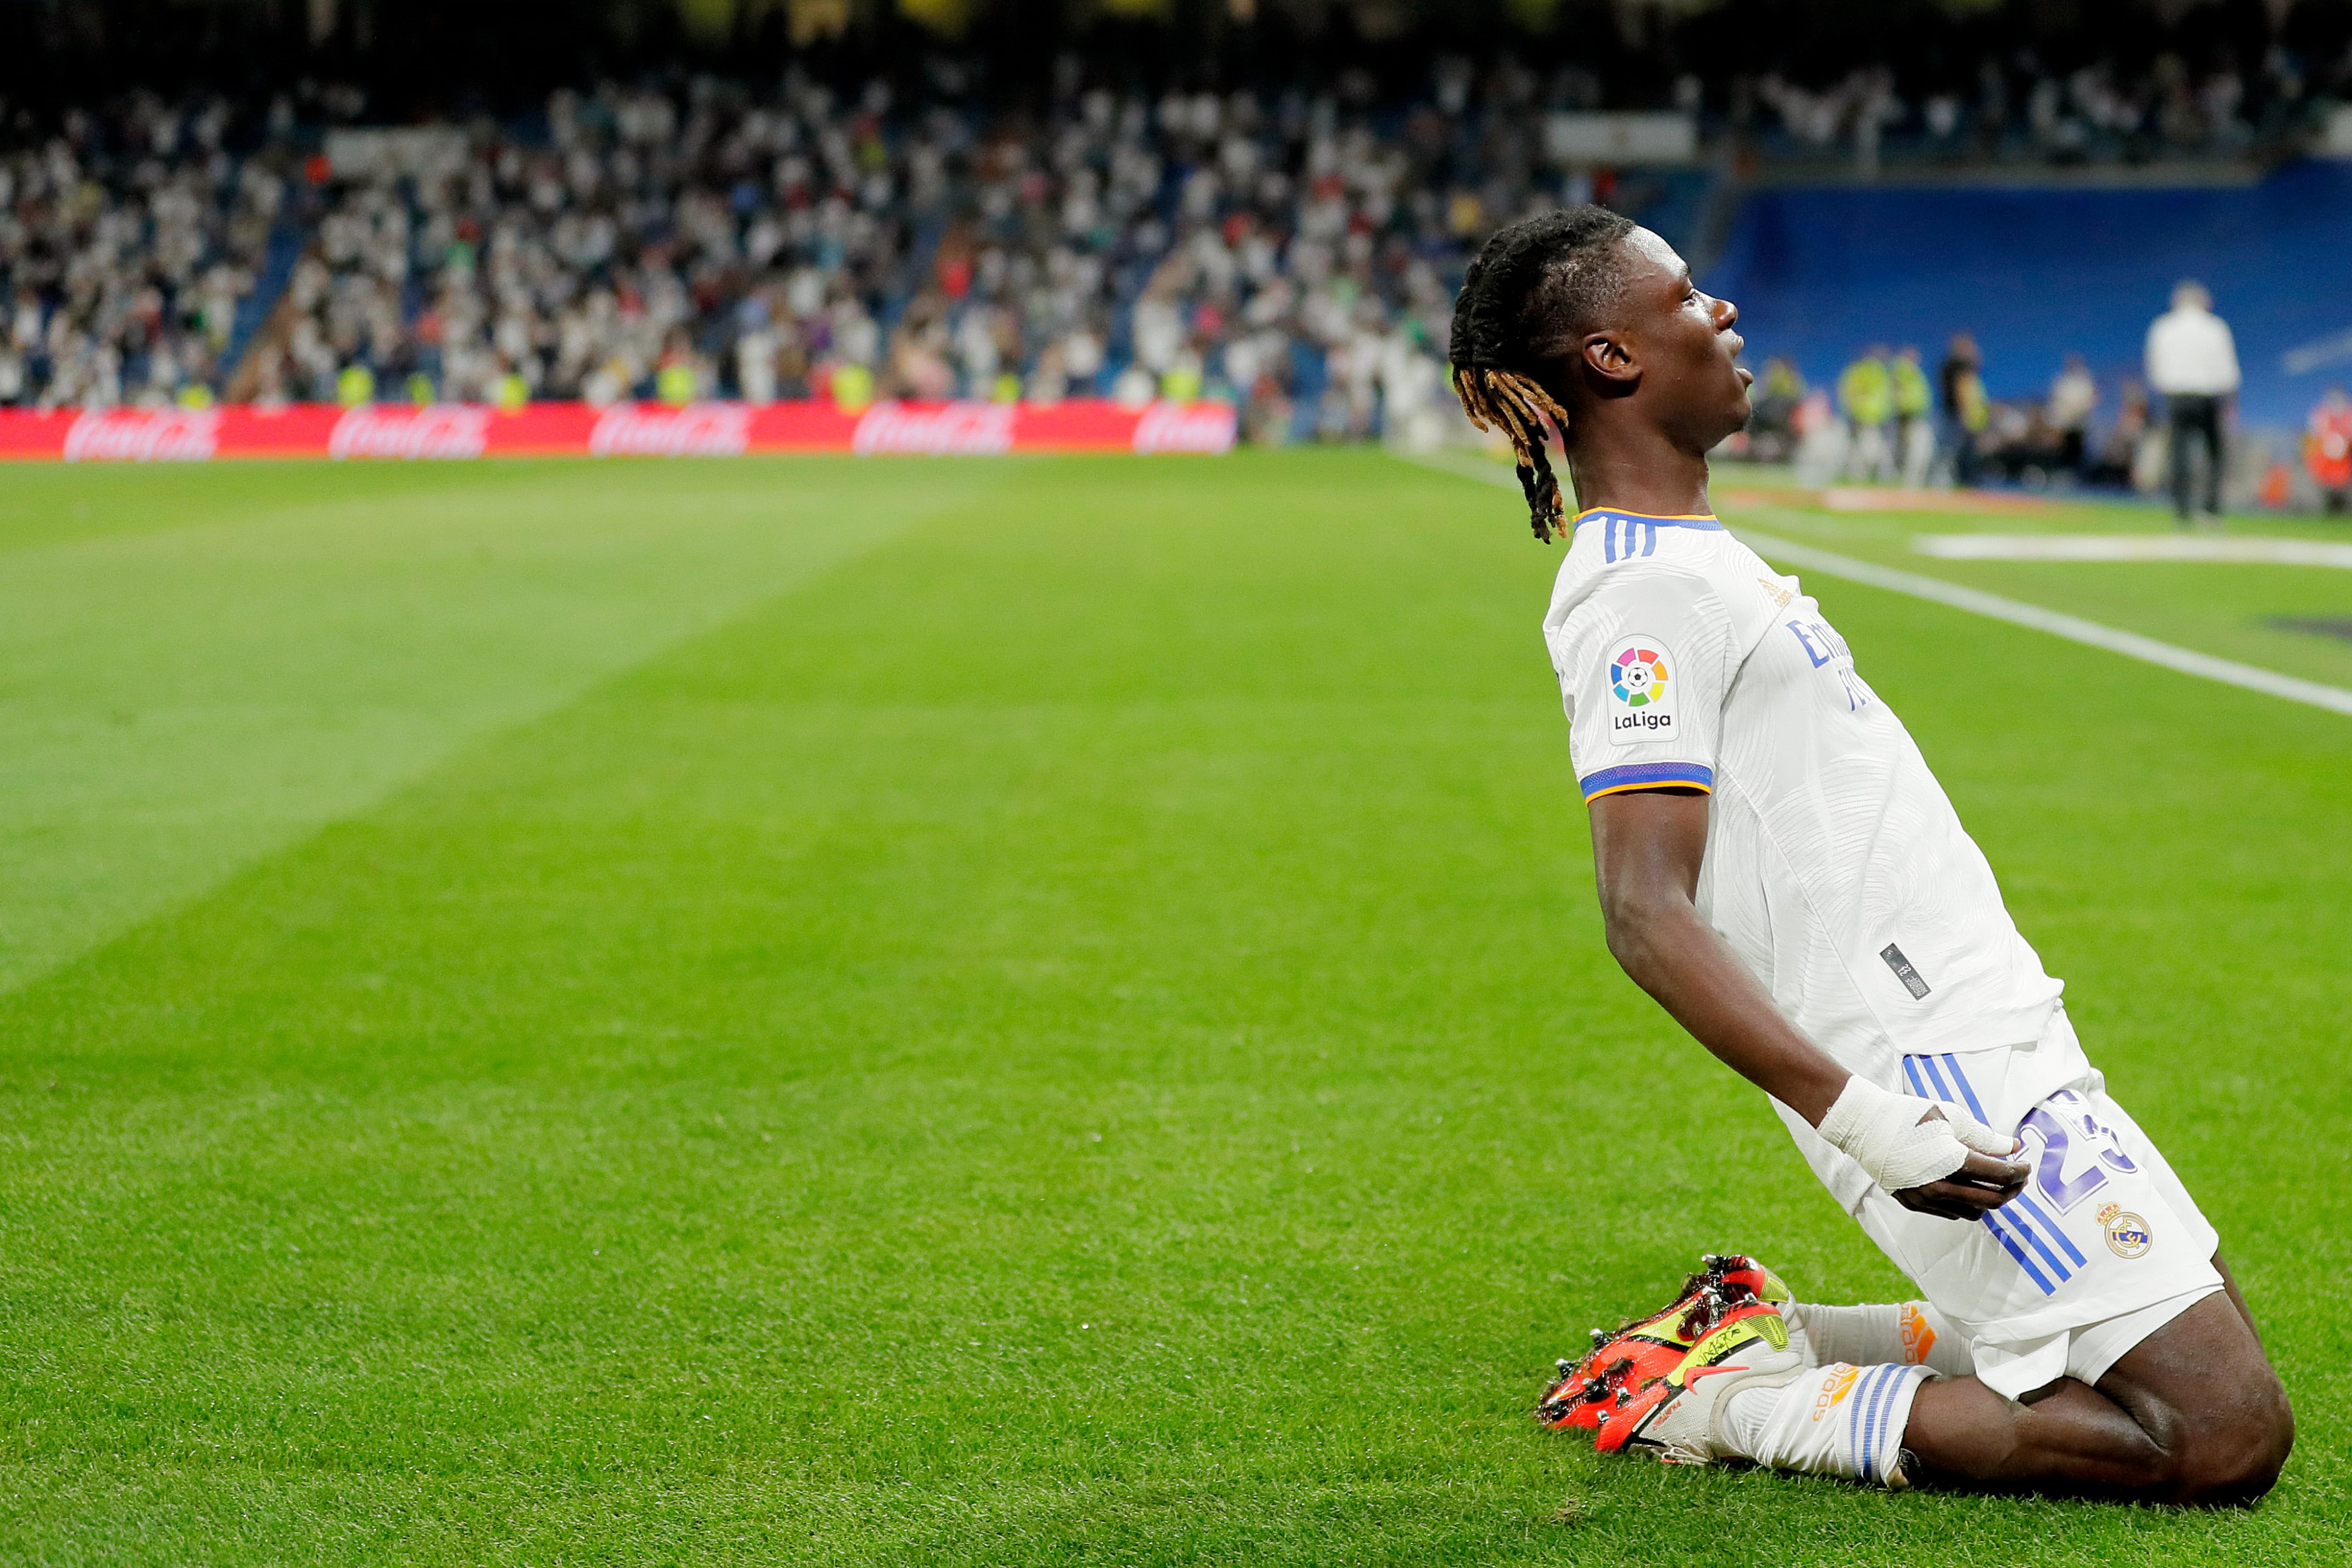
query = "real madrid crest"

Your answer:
(2097, 1201), (2152, 1259)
